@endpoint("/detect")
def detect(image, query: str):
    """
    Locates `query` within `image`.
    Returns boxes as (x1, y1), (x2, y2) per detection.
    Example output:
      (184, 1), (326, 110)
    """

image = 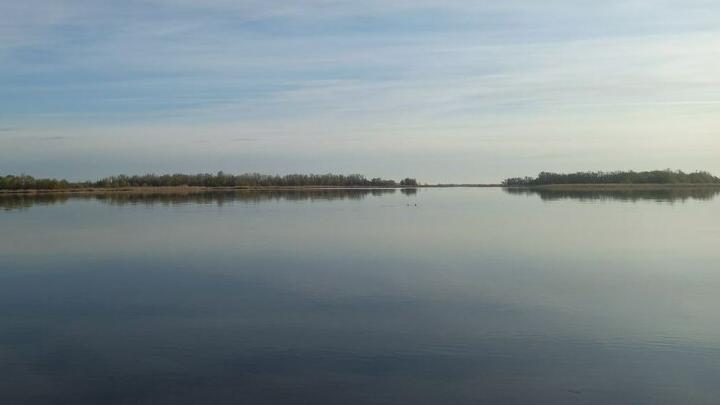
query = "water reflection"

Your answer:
(503, 186), (720, 202)
(0, 189), (396, 211)
(3, 188), (720, 404)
